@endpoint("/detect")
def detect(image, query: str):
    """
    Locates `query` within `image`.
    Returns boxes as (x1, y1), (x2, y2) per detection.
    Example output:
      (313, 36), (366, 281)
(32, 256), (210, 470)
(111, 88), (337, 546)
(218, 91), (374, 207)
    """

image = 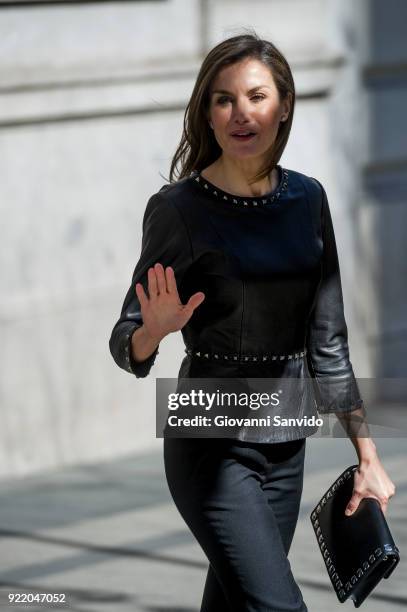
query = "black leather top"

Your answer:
(109, 164), (364, 442)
